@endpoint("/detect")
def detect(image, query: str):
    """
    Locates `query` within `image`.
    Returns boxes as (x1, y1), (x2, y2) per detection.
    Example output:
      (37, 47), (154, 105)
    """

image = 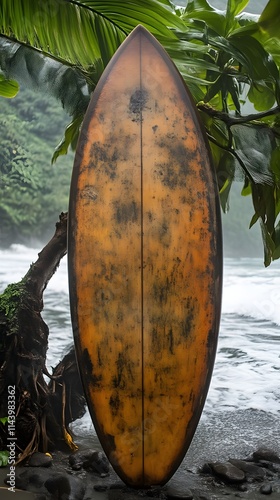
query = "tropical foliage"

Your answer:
(0, 88), (72, 245)
(0, 0), (280, 265)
